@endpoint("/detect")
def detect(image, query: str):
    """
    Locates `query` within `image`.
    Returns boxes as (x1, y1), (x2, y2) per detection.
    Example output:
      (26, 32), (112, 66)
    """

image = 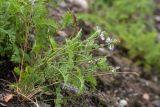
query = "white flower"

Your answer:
(100, 31), (105, 40)
(88, 60), (92, 63)
(105, 37), (113, 43)
(119, 99), (128, 107)
(108, 44), (114, 51)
